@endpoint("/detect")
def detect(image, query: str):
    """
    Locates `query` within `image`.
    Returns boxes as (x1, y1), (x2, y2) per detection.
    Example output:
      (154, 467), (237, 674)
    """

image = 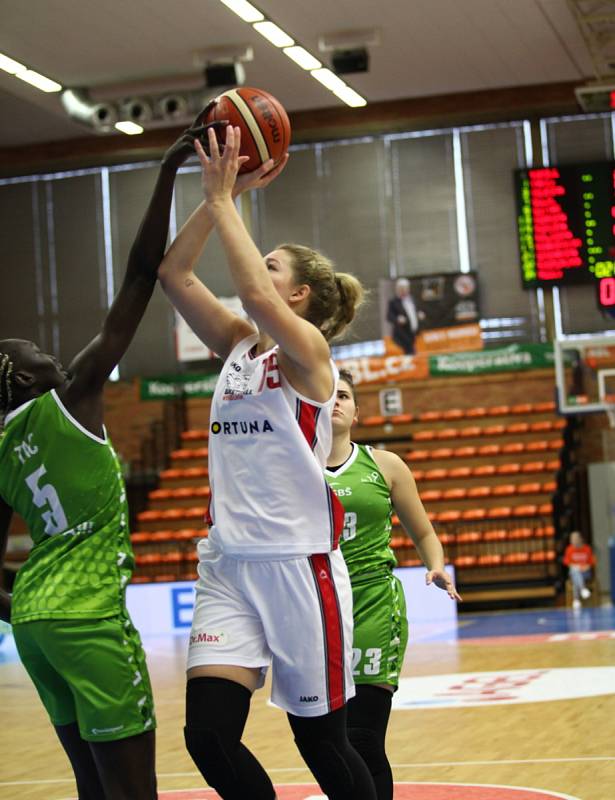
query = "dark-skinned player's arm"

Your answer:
(59, 112), (224, 432)
(0, 496), (13, 623)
